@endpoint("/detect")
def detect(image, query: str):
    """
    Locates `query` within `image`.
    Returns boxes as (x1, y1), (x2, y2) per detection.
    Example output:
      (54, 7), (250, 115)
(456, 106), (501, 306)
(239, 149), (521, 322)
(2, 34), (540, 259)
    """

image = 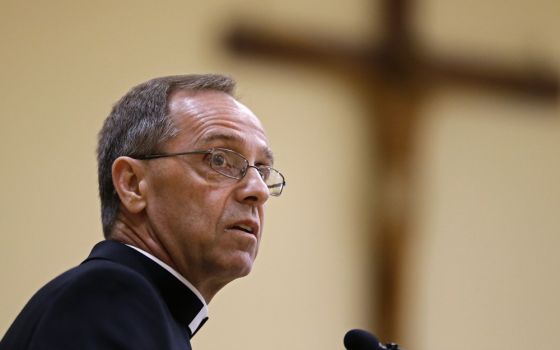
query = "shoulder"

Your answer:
(3, 259), (187, 350)
(42, 259), (172, 325)
(59, 258), (158, 294)
(27, 258), (163, 313)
